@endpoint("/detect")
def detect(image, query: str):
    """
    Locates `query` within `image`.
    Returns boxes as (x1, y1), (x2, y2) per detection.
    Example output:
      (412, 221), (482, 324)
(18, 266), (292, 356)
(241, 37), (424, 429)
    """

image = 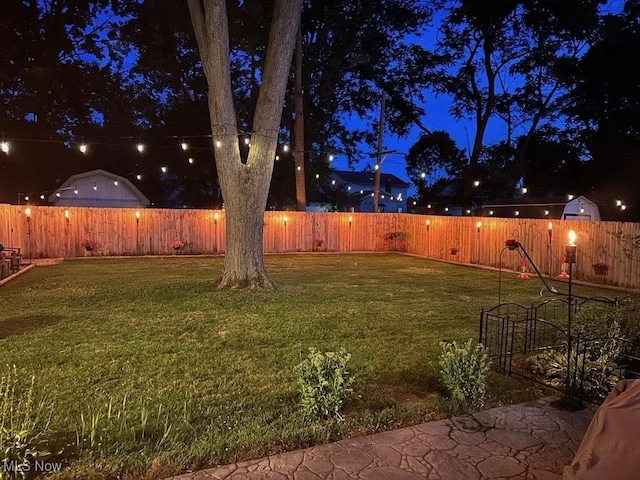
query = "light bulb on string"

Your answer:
(24, 195), (29, 201)
(161, 166), (167, 173)
(215, 140), (222, 148)
(136, 174), (142, 181)
(181, 142), (188, 151)
(244, 137), (250, 145)
(137, 143), (145, 153)
(79, 143), (88, 154)
(73, 189), (78, 195)
(329, 154), (334, 161)
(1, 141), (9, 153)
(188, 158), (194, 164)
(40, 195), (45, 200)
(114, 181), (118, 186)
(275, 155), (280, 161)
(283, 145), (289, 152)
